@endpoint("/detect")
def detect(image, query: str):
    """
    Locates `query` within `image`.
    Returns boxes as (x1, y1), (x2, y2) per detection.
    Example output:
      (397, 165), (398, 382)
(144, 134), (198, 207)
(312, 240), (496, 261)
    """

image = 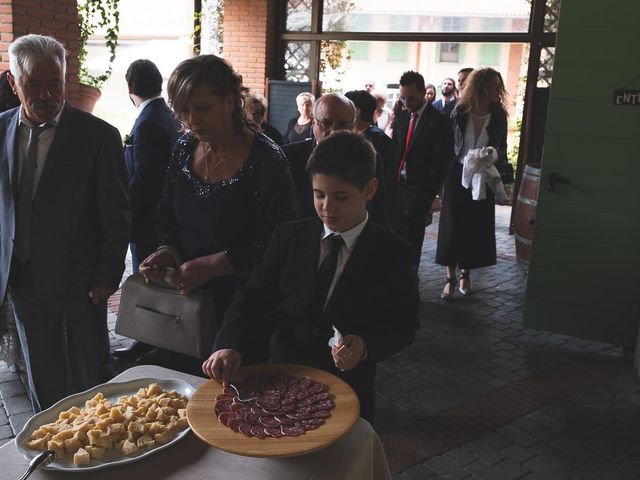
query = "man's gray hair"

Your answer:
(9, 34), (67, 83)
